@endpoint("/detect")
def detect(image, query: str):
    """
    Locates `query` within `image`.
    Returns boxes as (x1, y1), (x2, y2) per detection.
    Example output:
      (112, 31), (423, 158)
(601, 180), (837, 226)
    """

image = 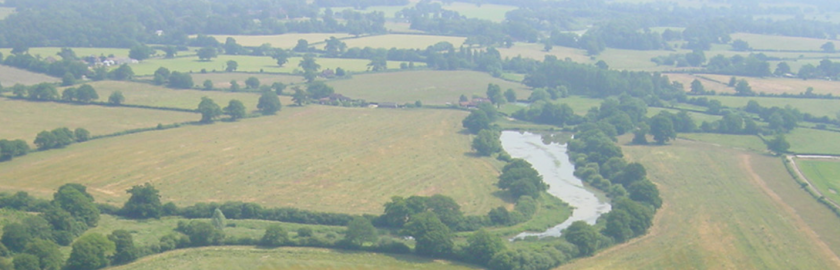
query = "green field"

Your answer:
(797, 159), (840, 205)
(341, 34), (466, 49)
(437, 2), (516, 22)
(0, 47), (131, 60)
(0, 105), (506, 215)
(0, 65), (60, 85)
(497, 43), (591, 64)
(108, 247), (478, 270)
(188, 73), (306, 87)
(678, 133), (767, 152)
(788, 128), (840, 155)
(730, 33), (838, 51)
(129, 55), (421, 76)
(0, 98), (197, 142)
(647, 108), (722, 124)
(204, 33), (353, 48)
(668, 73), (840, 96)
(327, 70), (532, 105)
(558, 137), (840, 269)
(59, 81), (267, 110)
(706, 96), (840, 118)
